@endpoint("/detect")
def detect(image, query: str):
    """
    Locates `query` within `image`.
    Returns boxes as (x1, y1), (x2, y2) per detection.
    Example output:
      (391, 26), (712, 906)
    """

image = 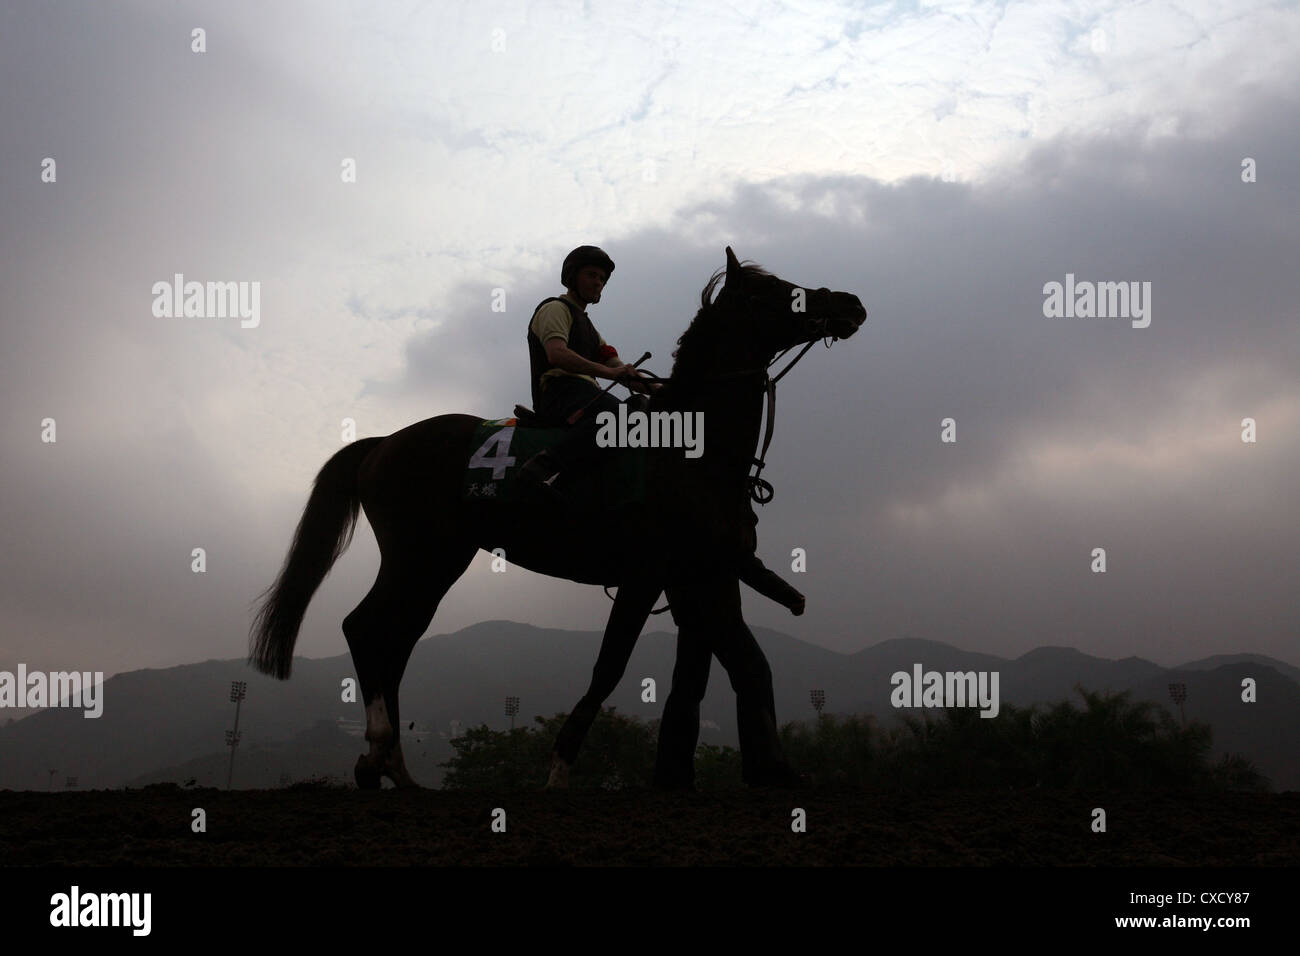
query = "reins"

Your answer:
(670, 321), (836, 504)
(600, 320), (837, 613)
(747, 329), (835, 505)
